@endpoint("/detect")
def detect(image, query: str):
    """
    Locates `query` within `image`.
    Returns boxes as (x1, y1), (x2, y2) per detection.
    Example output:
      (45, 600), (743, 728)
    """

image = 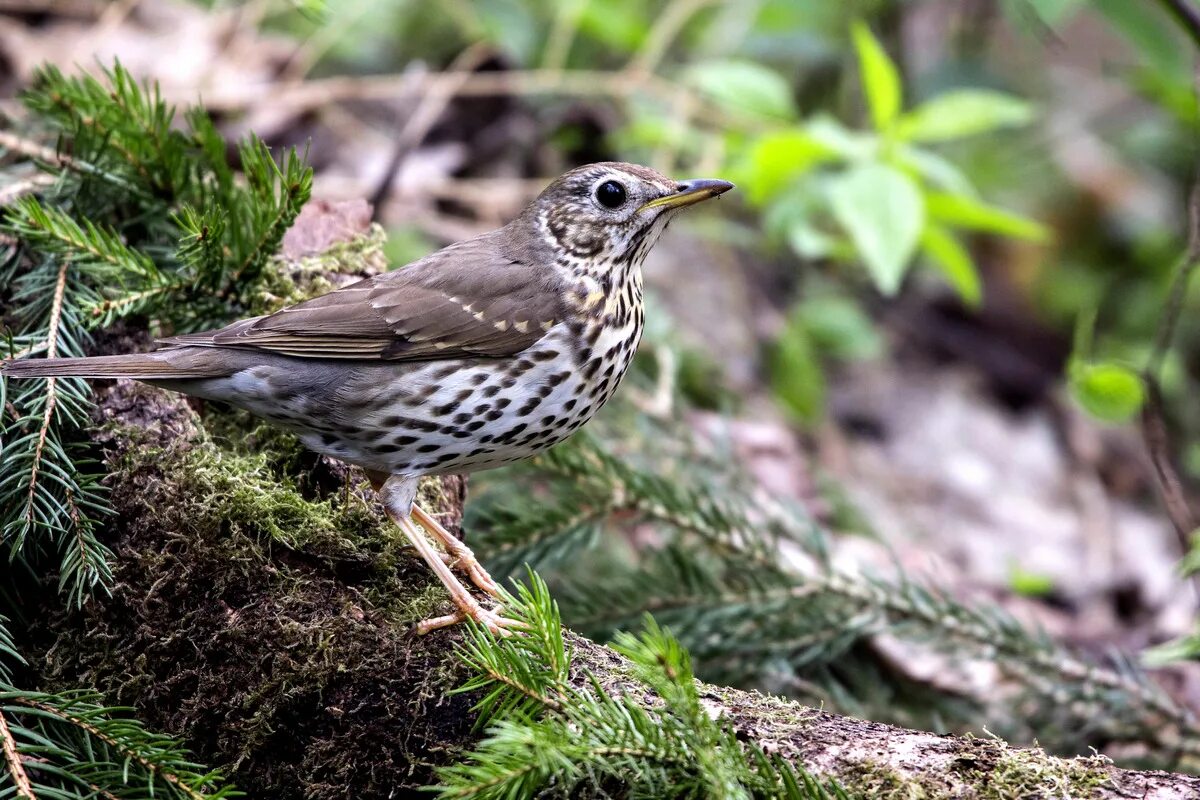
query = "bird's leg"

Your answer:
(410, 504), (503, 599)
(379, 475), (519, 635)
